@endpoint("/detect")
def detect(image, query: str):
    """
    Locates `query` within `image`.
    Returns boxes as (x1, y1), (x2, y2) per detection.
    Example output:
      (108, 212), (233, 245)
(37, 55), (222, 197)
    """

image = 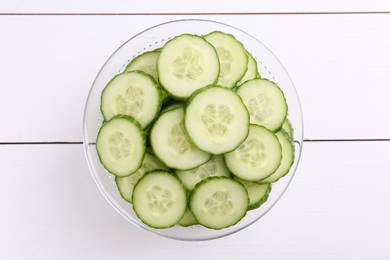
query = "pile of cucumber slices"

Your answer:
(96, 31), (295, 230)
